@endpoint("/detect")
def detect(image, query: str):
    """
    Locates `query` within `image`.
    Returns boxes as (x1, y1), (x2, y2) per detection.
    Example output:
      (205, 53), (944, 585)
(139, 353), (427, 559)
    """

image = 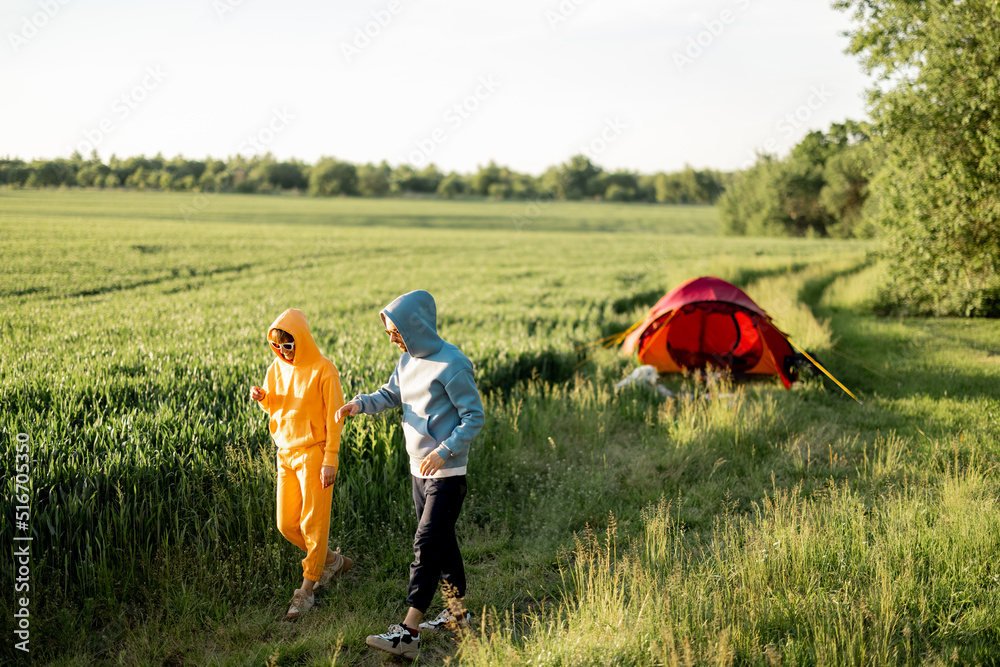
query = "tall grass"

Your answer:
(2, 191), (997, 664)
(459, 425), (1000, 666)
(613, 467), (990, 664)
(0, 192), (796, 659)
